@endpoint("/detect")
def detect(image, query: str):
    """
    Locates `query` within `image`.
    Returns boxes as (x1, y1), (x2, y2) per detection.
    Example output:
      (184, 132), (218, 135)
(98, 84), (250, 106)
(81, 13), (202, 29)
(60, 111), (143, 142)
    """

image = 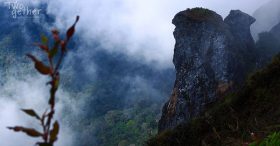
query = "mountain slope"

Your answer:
(148, 53), (280, 146)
